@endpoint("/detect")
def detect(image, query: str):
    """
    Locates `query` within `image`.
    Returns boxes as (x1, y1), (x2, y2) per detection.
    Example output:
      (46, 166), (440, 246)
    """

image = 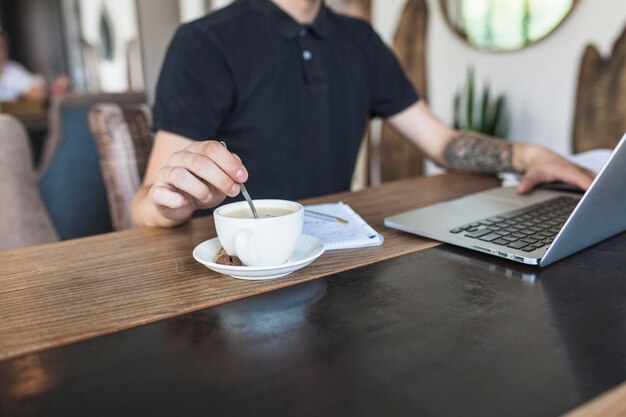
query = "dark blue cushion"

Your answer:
(39, 106), (113, 240)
